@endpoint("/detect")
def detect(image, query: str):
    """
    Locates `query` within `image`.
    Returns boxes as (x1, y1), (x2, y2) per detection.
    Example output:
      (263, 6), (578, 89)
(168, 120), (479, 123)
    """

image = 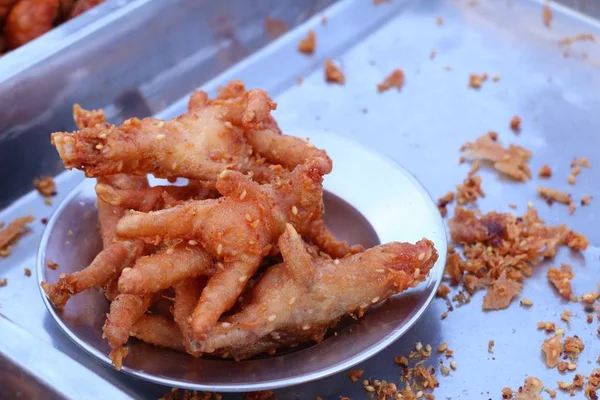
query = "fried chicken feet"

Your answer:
(198, 225), (438, 359)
